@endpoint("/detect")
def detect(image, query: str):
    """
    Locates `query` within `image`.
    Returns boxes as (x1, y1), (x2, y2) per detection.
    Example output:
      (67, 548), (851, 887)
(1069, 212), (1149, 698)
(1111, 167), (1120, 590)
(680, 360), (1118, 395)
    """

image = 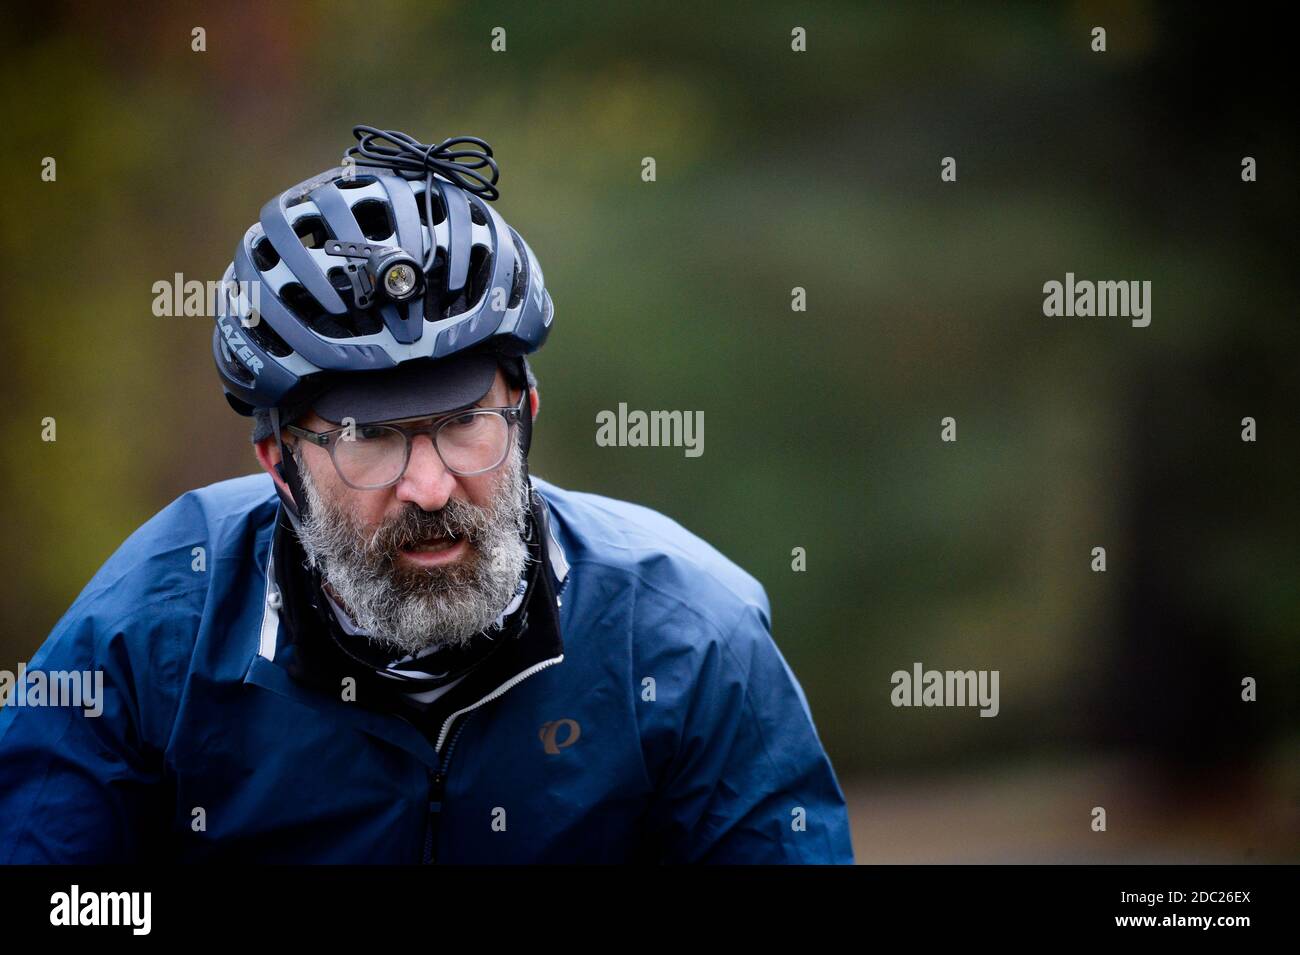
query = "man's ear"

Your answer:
(528, 386), (540, 421)
(254, 436), (293, 499)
